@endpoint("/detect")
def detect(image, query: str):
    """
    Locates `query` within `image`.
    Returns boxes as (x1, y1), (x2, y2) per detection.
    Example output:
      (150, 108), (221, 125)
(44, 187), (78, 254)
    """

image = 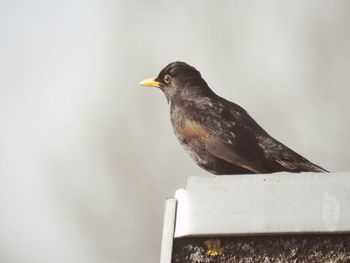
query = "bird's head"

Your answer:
(140, 61), (213, 103)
